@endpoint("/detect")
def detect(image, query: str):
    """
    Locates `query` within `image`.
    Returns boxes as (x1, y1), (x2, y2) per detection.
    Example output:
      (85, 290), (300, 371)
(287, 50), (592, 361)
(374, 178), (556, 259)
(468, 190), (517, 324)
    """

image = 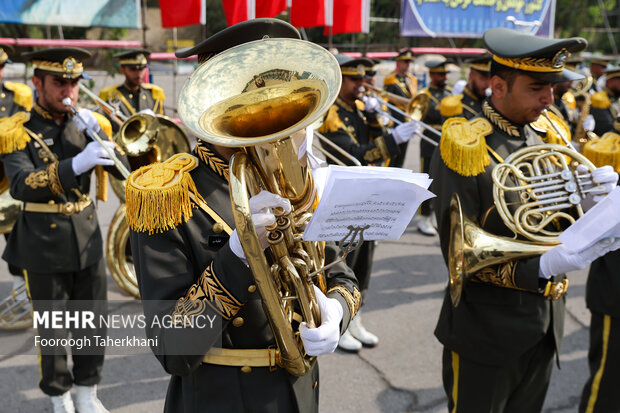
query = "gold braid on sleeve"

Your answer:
(196, 262), (242, 320)
(474, 261), (519, 289)
(327, 285), (361, 321)
(46, 161), (64, 195)
(25, 169), (49, 189)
